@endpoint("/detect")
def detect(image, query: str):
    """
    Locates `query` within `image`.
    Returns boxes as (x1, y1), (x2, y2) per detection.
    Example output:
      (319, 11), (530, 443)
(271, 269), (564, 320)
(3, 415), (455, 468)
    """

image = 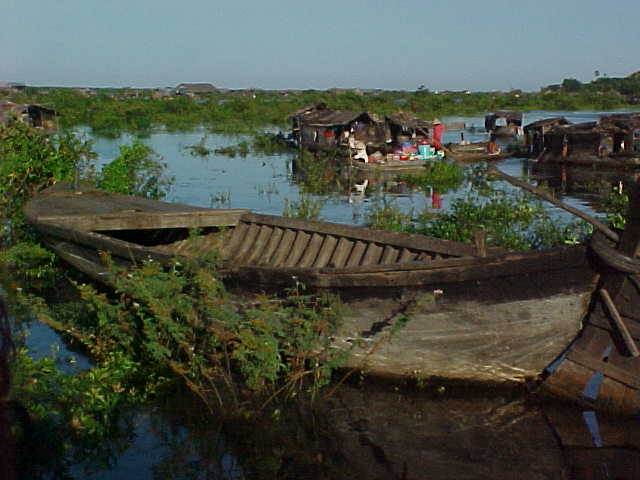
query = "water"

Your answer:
(86, 109), (639, 227)
(15, 111), (640, 478)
